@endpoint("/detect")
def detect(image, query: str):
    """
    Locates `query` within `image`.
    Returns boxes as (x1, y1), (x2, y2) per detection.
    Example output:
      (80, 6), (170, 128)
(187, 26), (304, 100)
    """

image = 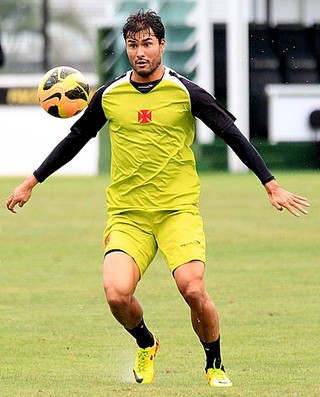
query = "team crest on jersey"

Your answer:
(138, 109), (152, 124)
